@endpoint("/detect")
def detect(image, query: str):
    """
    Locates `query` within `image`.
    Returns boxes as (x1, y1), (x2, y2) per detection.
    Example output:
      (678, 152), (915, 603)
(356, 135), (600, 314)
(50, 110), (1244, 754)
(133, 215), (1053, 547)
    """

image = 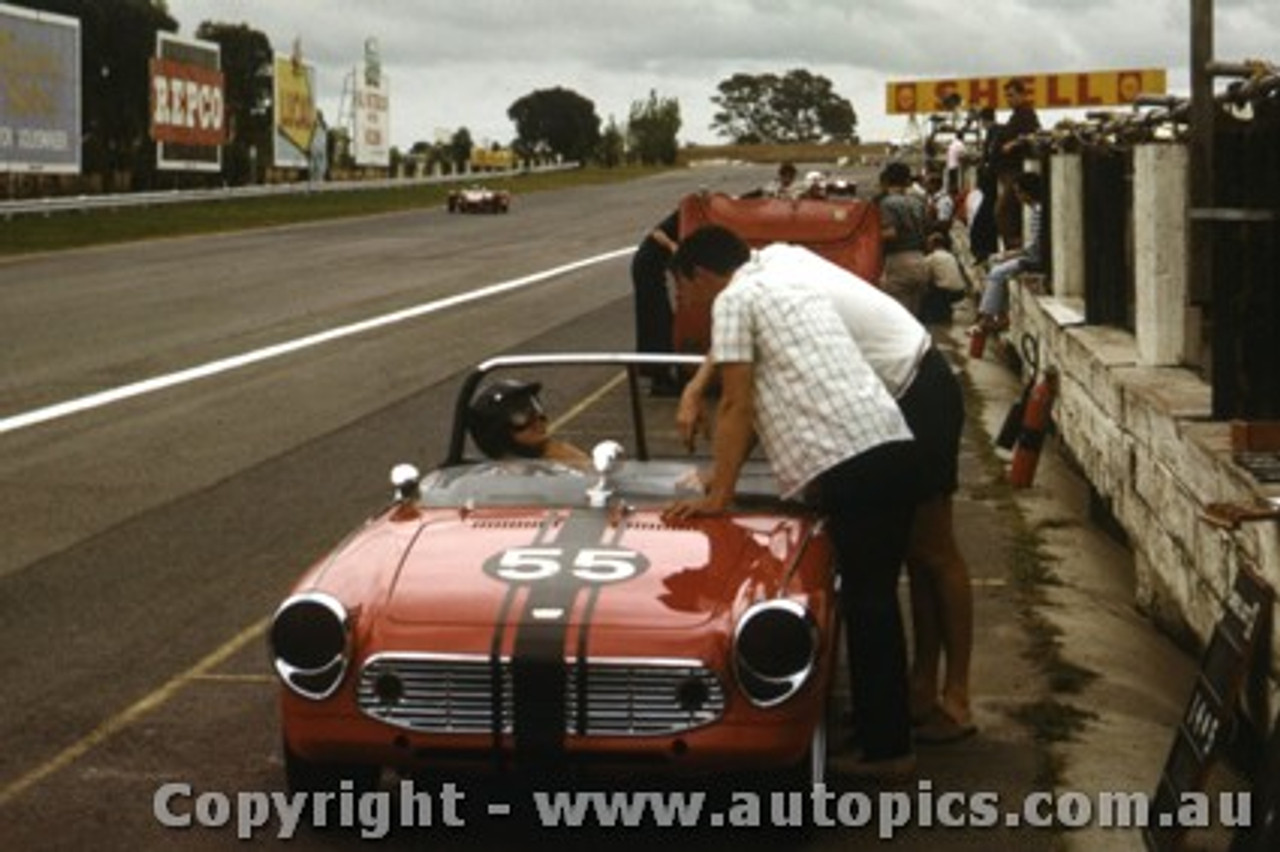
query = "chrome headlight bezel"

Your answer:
(269, 592), (351, 700)
(732, 598), (819, 708)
